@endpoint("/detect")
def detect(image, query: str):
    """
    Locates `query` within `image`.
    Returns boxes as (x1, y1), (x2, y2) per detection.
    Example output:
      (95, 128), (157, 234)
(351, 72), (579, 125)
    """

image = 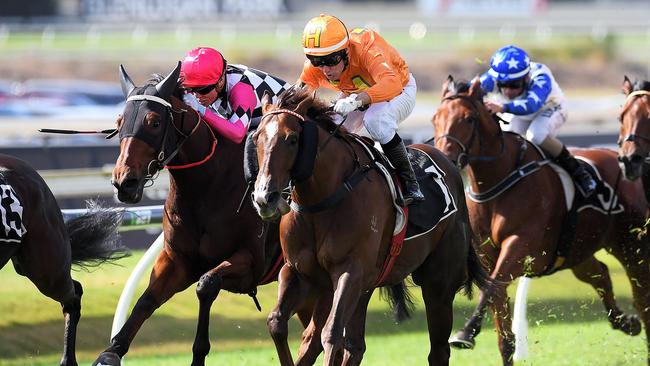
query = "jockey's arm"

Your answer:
(203, 82), (255, 144)
(502, 73), (552, 115)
